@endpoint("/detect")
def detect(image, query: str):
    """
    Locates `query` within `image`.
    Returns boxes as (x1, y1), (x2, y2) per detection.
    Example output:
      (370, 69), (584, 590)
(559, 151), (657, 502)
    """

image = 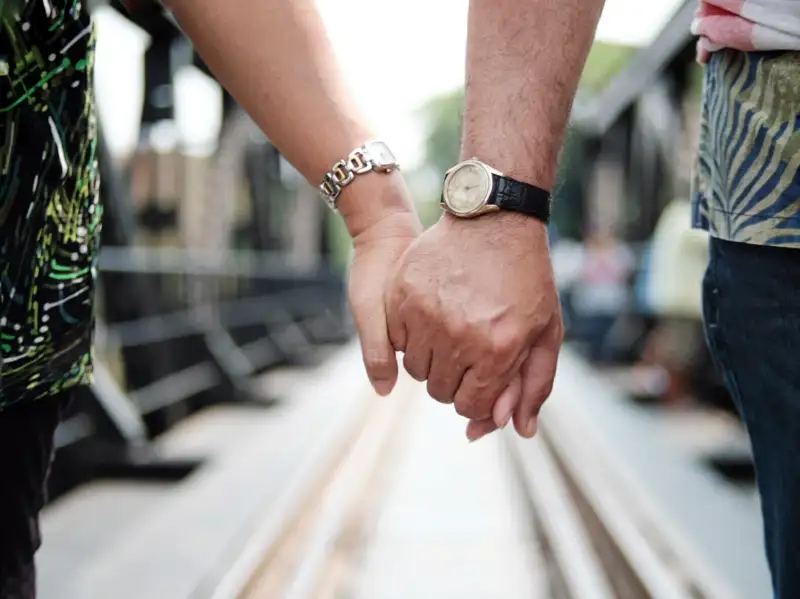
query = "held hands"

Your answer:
(345, 176), (563, 443)
(384, 212), (563, 441)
